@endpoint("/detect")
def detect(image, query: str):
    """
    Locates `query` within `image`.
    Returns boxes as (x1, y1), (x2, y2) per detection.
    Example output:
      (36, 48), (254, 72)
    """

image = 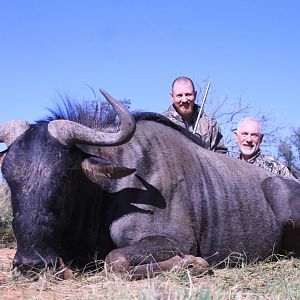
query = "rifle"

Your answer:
(193, 82), (211, 135)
